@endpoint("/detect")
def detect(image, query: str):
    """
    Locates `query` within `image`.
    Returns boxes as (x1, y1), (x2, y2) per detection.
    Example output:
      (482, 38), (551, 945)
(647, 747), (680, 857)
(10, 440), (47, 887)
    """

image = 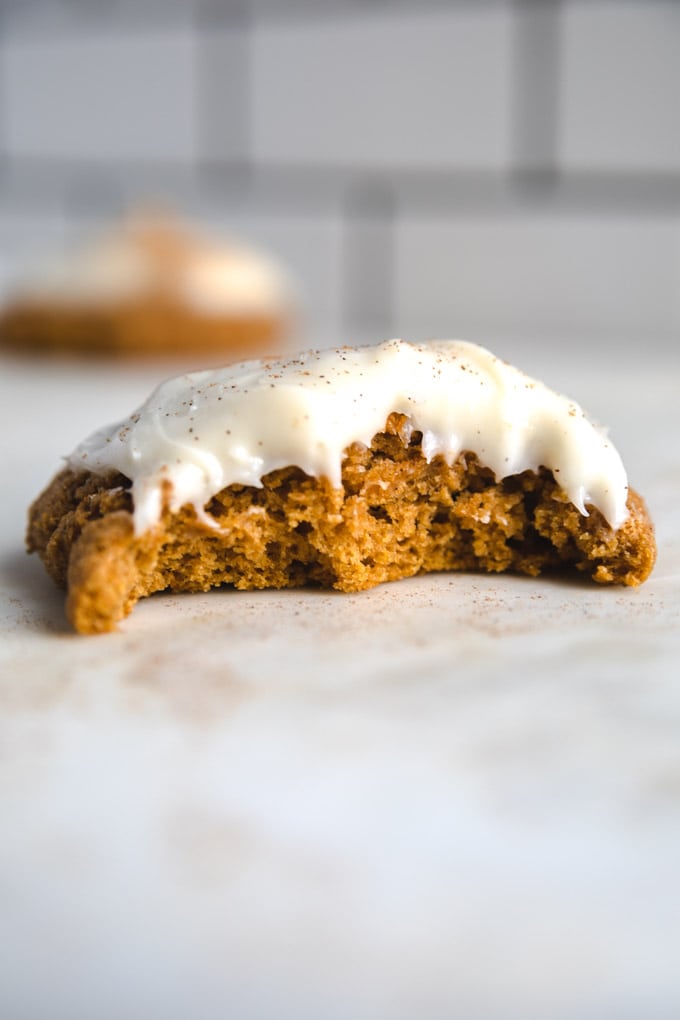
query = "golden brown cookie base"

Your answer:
(27, 414), (656, 634)
(0, 298), (287, 359)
